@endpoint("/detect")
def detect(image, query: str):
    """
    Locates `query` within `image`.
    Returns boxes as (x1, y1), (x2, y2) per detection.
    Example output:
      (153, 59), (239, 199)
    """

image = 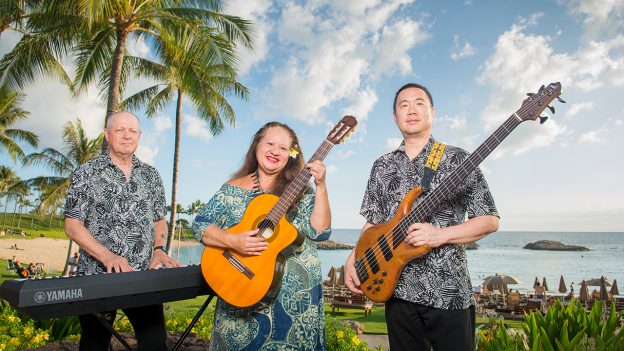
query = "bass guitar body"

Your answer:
(200, 193), (303, 307)
(354, 186), (431, 303)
